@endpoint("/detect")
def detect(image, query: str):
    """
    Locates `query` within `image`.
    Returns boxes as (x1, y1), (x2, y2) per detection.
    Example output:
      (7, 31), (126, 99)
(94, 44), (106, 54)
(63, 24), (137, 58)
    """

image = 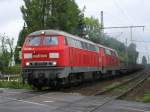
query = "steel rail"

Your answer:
(88, 70), (150, 112)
